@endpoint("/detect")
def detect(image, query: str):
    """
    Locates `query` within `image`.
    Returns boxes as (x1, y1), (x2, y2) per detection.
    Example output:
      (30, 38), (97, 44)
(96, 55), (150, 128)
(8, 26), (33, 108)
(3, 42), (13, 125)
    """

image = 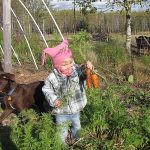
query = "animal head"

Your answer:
(0, 73), (15, 92)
